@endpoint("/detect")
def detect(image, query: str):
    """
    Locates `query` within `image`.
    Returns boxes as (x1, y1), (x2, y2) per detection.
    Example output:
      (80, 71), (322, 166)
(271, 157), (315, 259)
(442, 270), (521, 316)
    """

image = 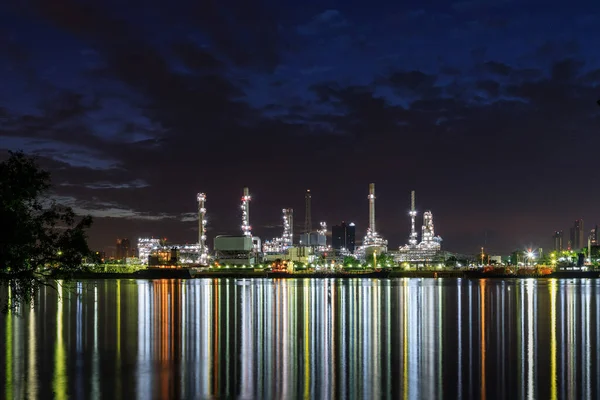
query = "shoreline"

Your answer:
(41, 269), (600, 280)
